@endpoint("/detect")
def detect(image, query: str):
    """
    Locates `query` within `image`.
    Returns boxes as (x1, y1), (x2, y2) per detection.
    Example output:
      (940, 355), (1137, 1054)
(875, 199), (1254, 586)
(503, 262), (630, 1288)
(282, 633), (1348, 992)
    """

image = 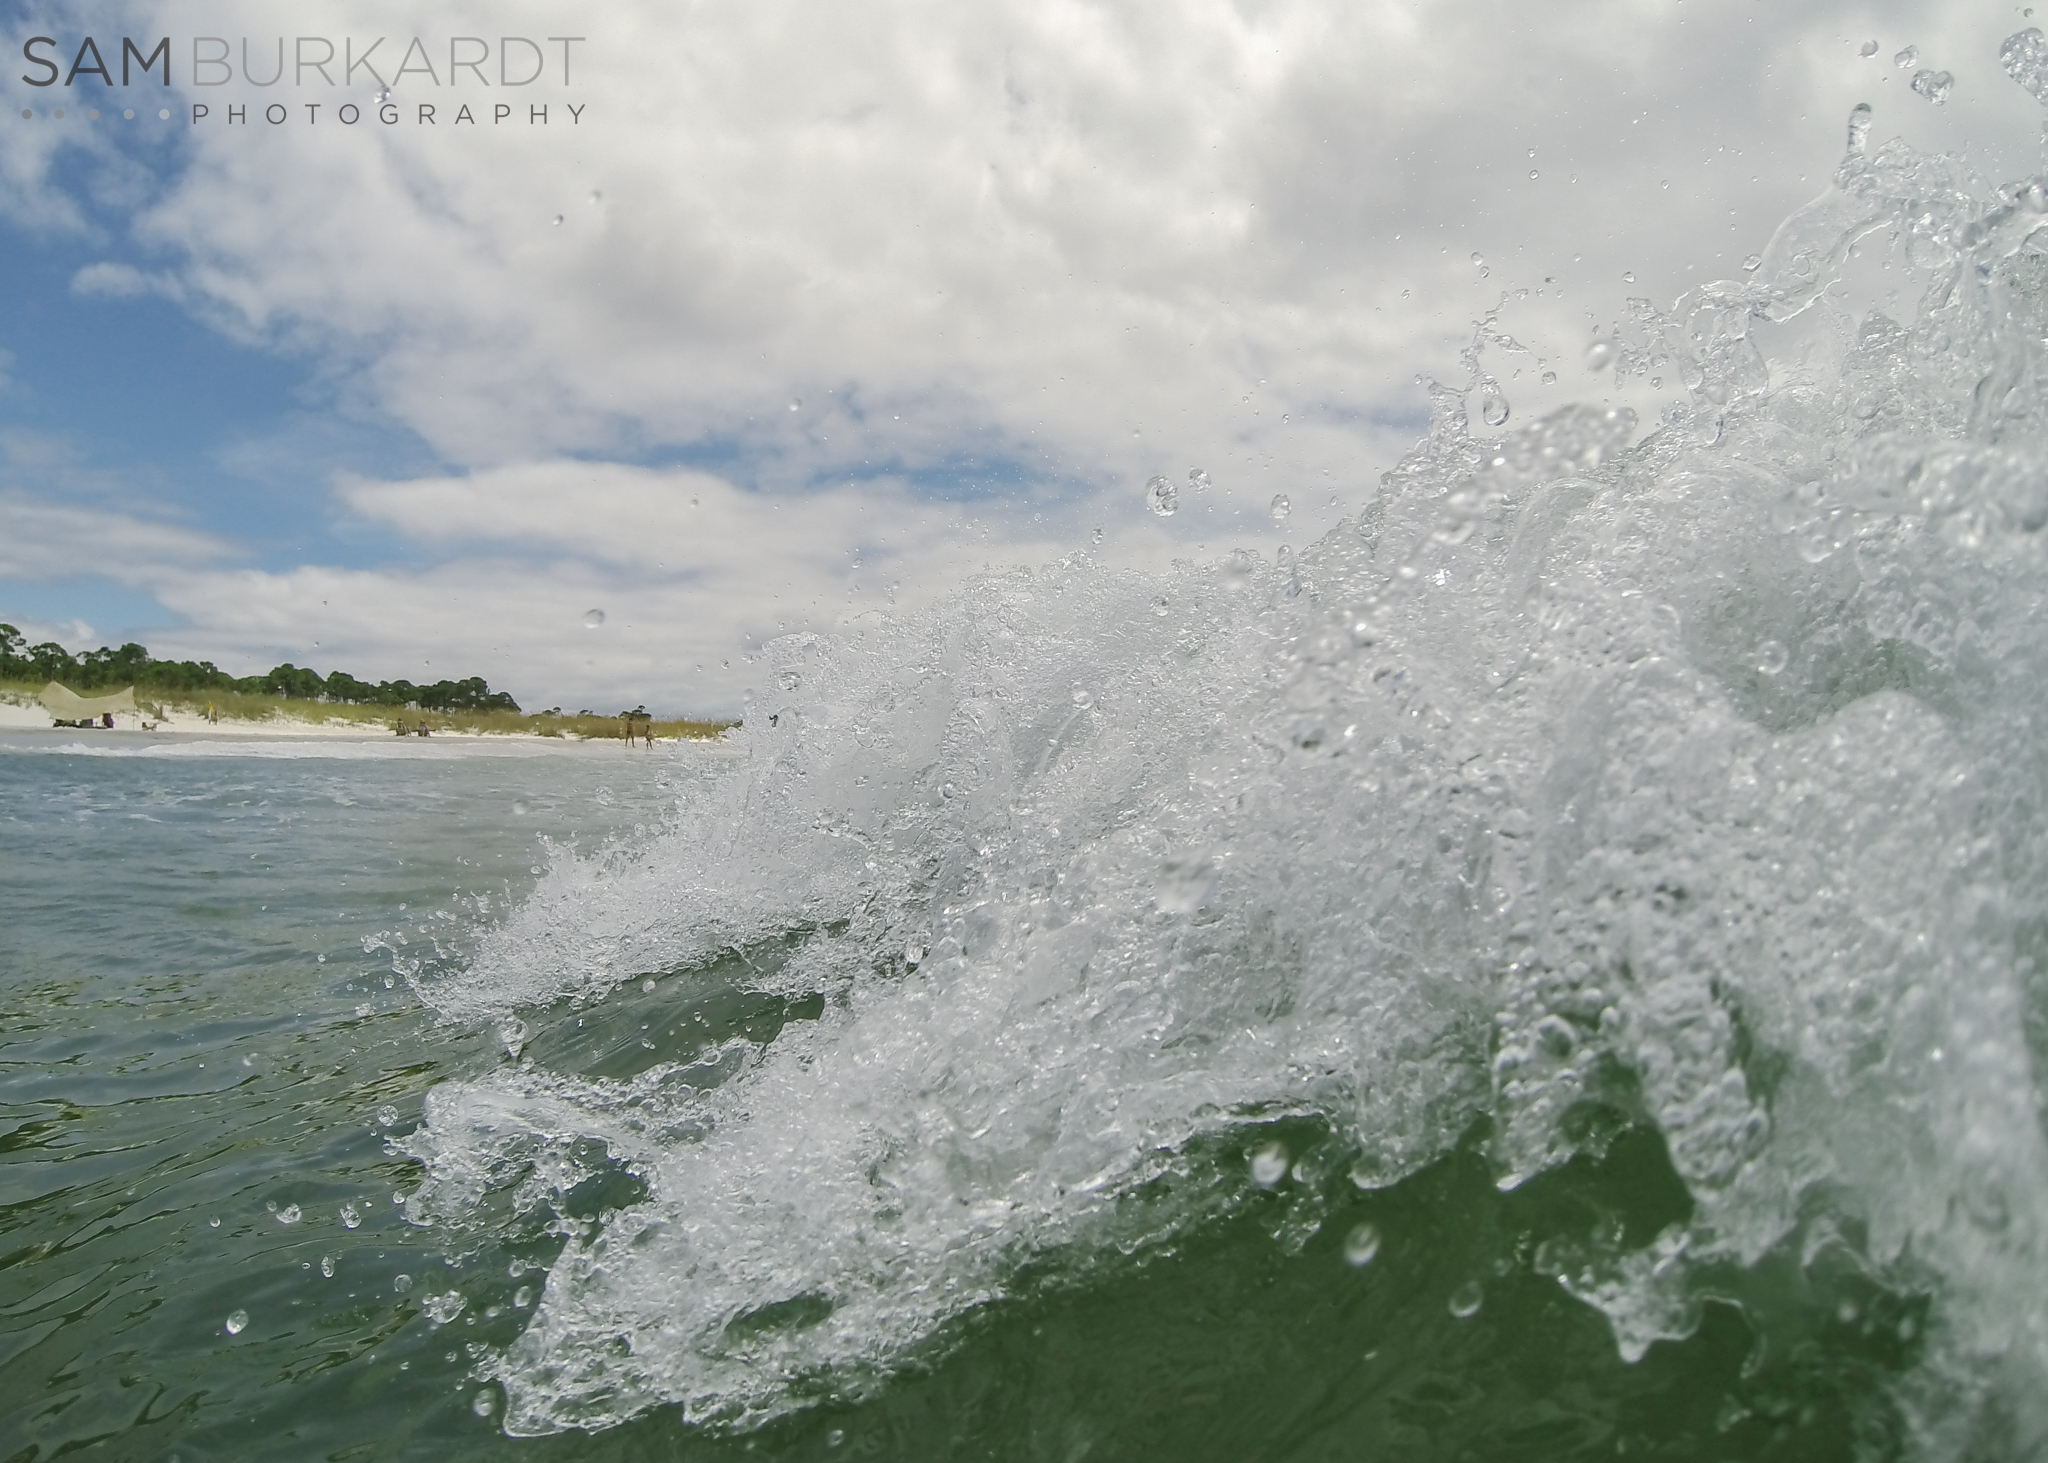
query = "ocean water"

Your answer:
(11, 107), (2048, 1462)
